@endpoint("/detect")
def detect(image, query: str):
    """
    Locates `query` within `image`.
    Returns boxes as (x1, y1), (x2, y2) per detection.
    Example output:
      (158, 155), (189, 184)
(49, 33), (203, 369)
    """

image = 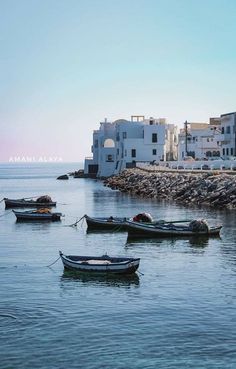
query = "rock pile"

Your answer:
(104, 169), (236, 209)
